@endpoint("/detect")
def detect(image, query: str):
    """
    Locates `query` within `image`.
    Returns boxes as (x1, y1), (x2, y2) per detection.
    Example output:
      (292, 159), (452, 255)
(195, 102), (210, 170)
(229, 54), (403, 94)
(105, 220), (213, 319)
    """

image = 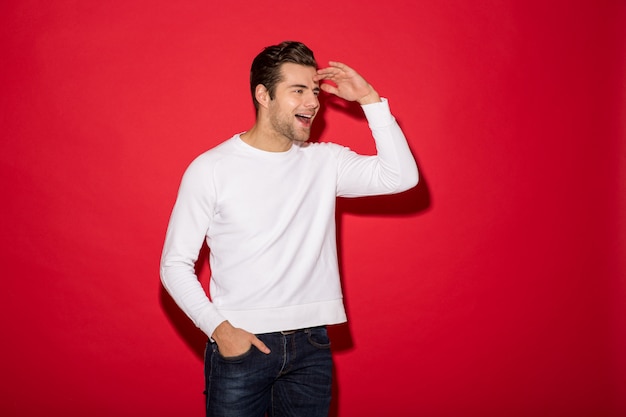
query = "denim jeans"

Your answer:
(204, 326), (333, 417)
